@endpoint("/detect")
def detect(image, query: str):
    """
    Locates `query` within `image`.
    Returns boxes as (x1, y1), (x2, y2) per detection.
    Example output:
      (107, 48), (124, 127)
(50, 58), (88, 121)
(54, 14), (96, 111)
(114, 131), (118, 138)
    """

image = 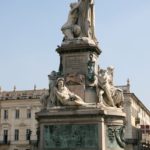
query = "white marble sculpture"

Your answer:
(61, 2), (81, 40)
(96, 67), (124, 108)
(40, 71), (58, 109)
(78, 0), (96, 40)
(61, 0), (97, 45)
(54, 78), (86, 106)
